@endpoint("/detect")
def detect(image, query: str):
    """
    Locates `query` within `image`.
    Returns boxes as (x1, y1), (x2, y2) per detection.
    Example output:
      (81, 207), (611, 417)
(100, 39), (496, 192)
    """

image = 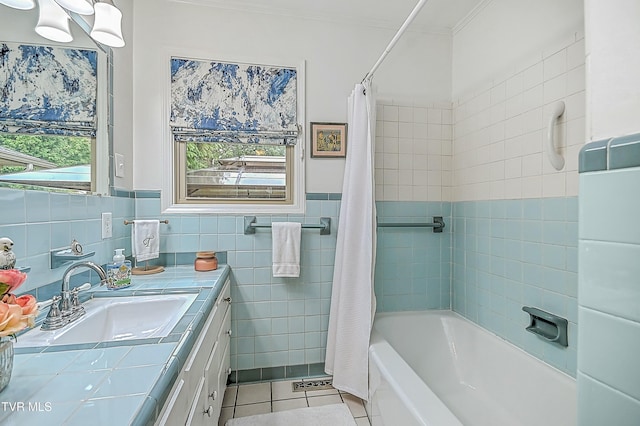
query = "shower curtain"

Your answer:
(324, 80), (376, 401)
